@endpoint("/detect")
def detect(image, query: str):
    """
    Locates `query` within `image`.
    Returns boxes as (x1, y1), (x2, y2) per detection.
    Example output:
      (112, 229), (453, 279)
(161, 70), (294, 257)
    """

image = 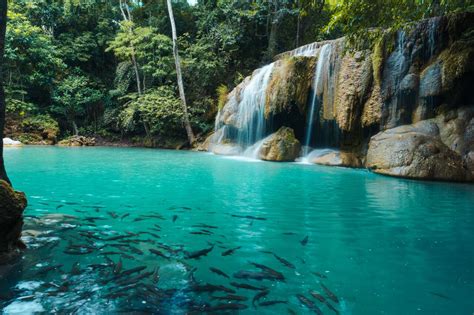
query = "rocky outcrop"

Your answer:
(58, 135), (96, 146)
(0, 180), (27, 260)
(211, 12), (474, 182)
(258, 127), (301, 162)
(366, 119), (471, 181)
